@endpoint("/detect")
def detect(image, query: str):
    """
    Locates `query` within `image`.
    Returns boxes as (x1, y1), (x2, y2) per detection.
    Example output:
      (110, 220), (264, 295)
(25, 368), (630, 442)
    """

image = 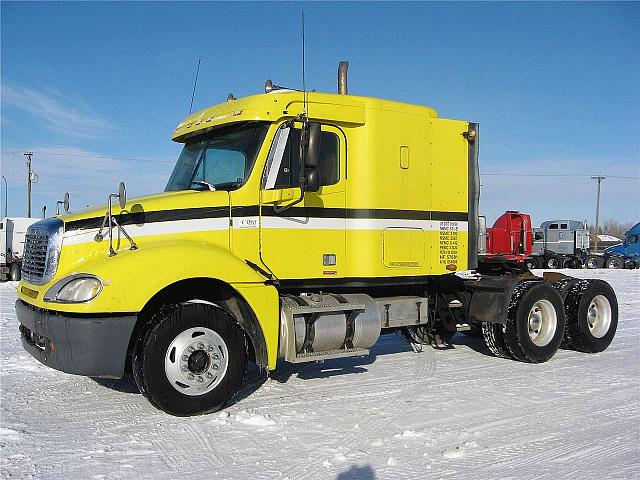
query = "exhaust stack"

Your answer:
(338, 61), (349, 95)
